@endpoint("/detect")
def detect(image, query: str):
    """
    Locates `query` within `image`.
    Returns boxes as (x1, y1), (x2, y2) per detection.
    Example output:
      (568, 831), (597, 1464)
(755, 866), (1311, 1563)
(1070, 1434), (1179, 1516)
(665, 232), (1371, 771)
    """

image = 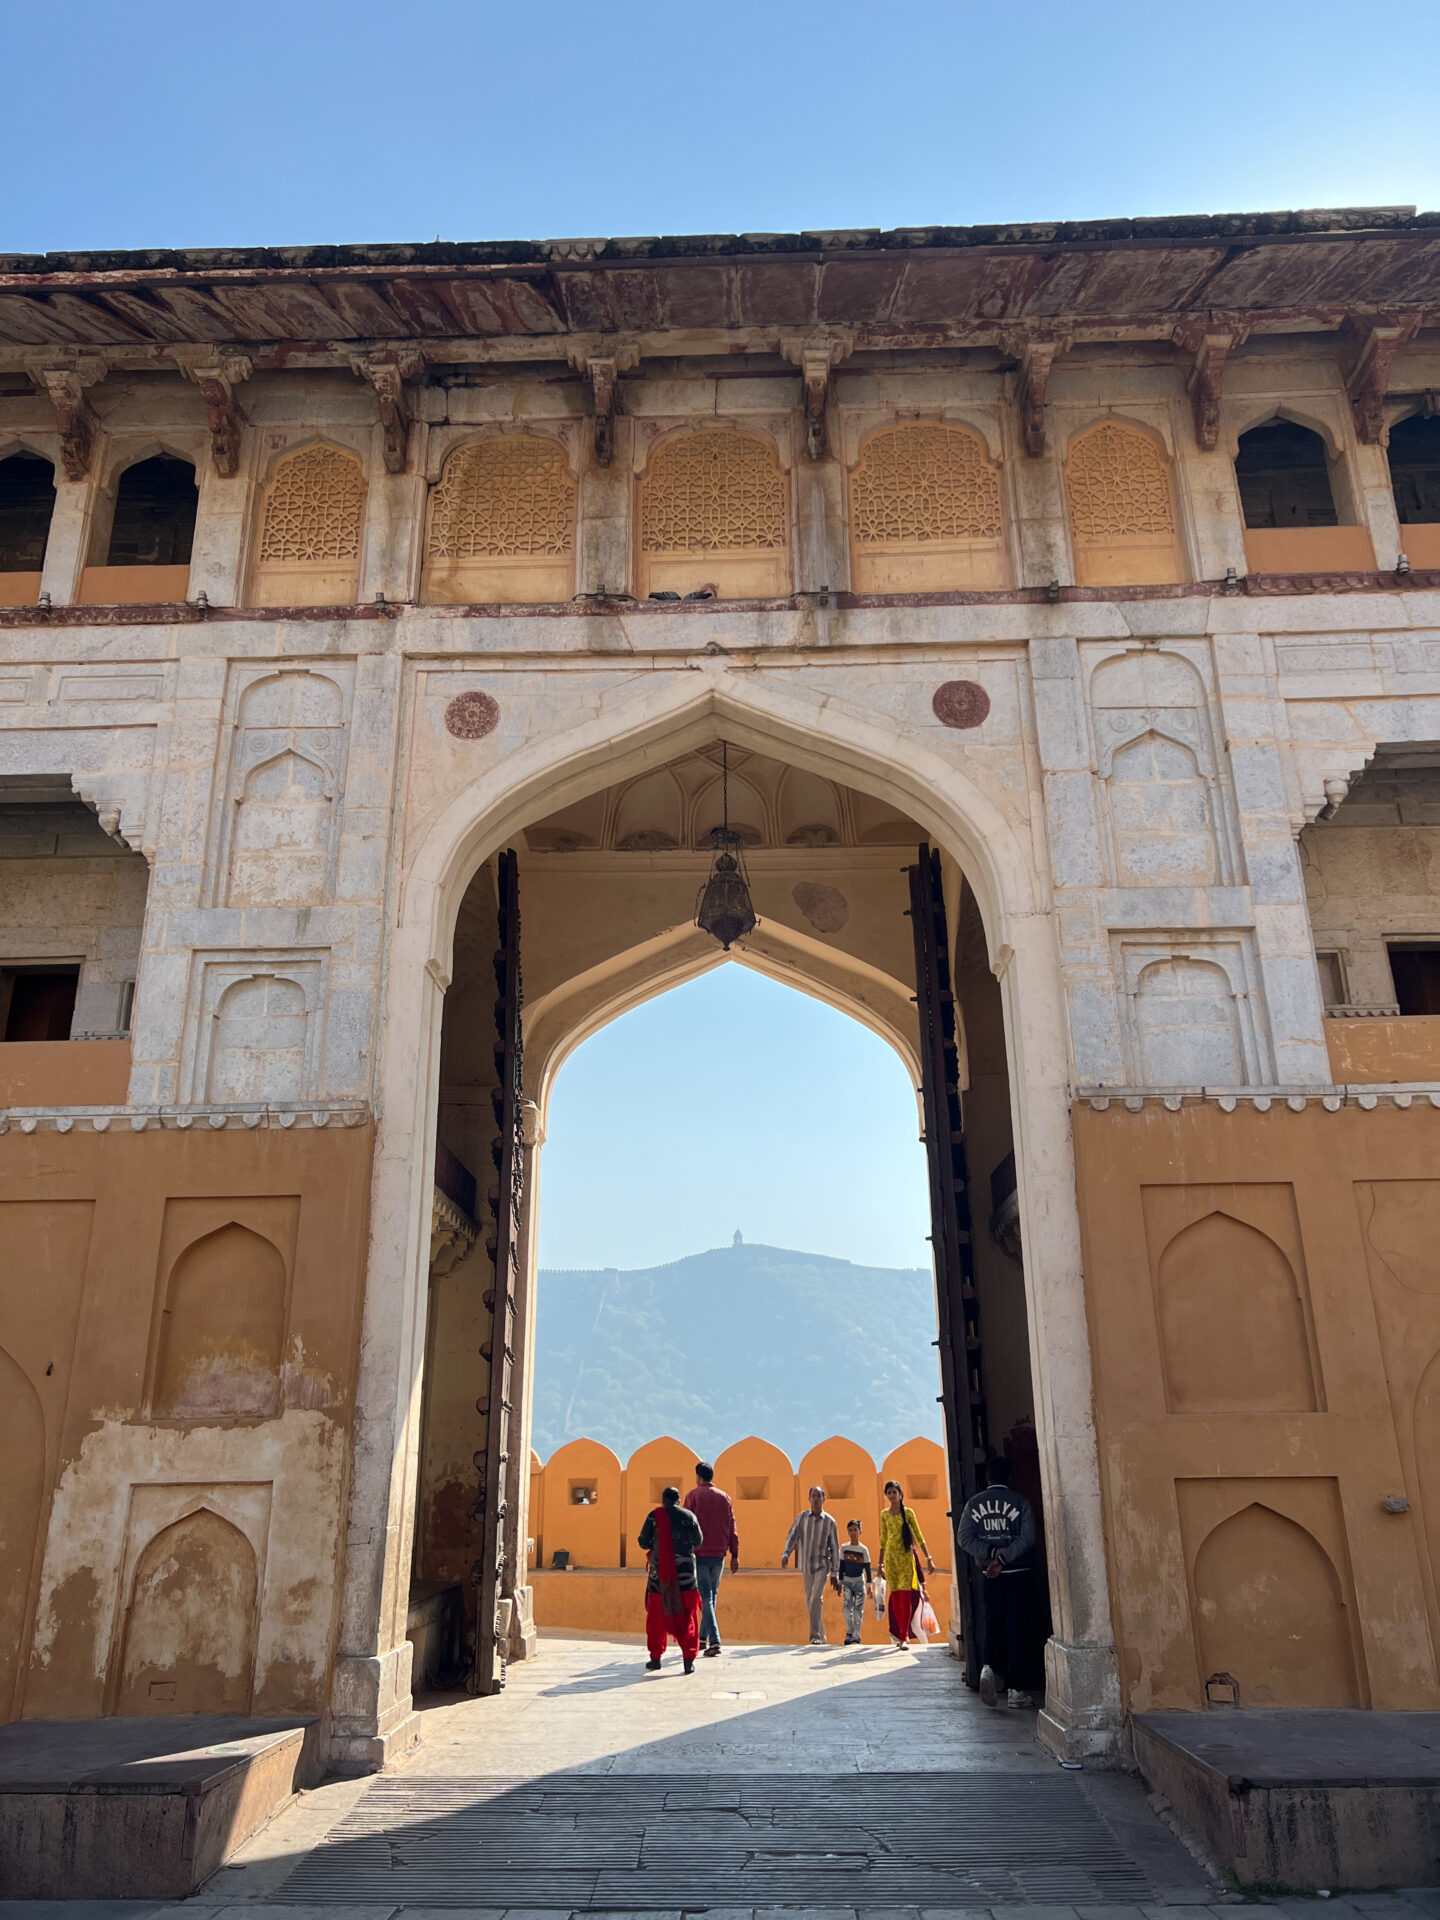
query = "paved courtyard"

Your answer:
(12, 1635), (1440, 1917)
